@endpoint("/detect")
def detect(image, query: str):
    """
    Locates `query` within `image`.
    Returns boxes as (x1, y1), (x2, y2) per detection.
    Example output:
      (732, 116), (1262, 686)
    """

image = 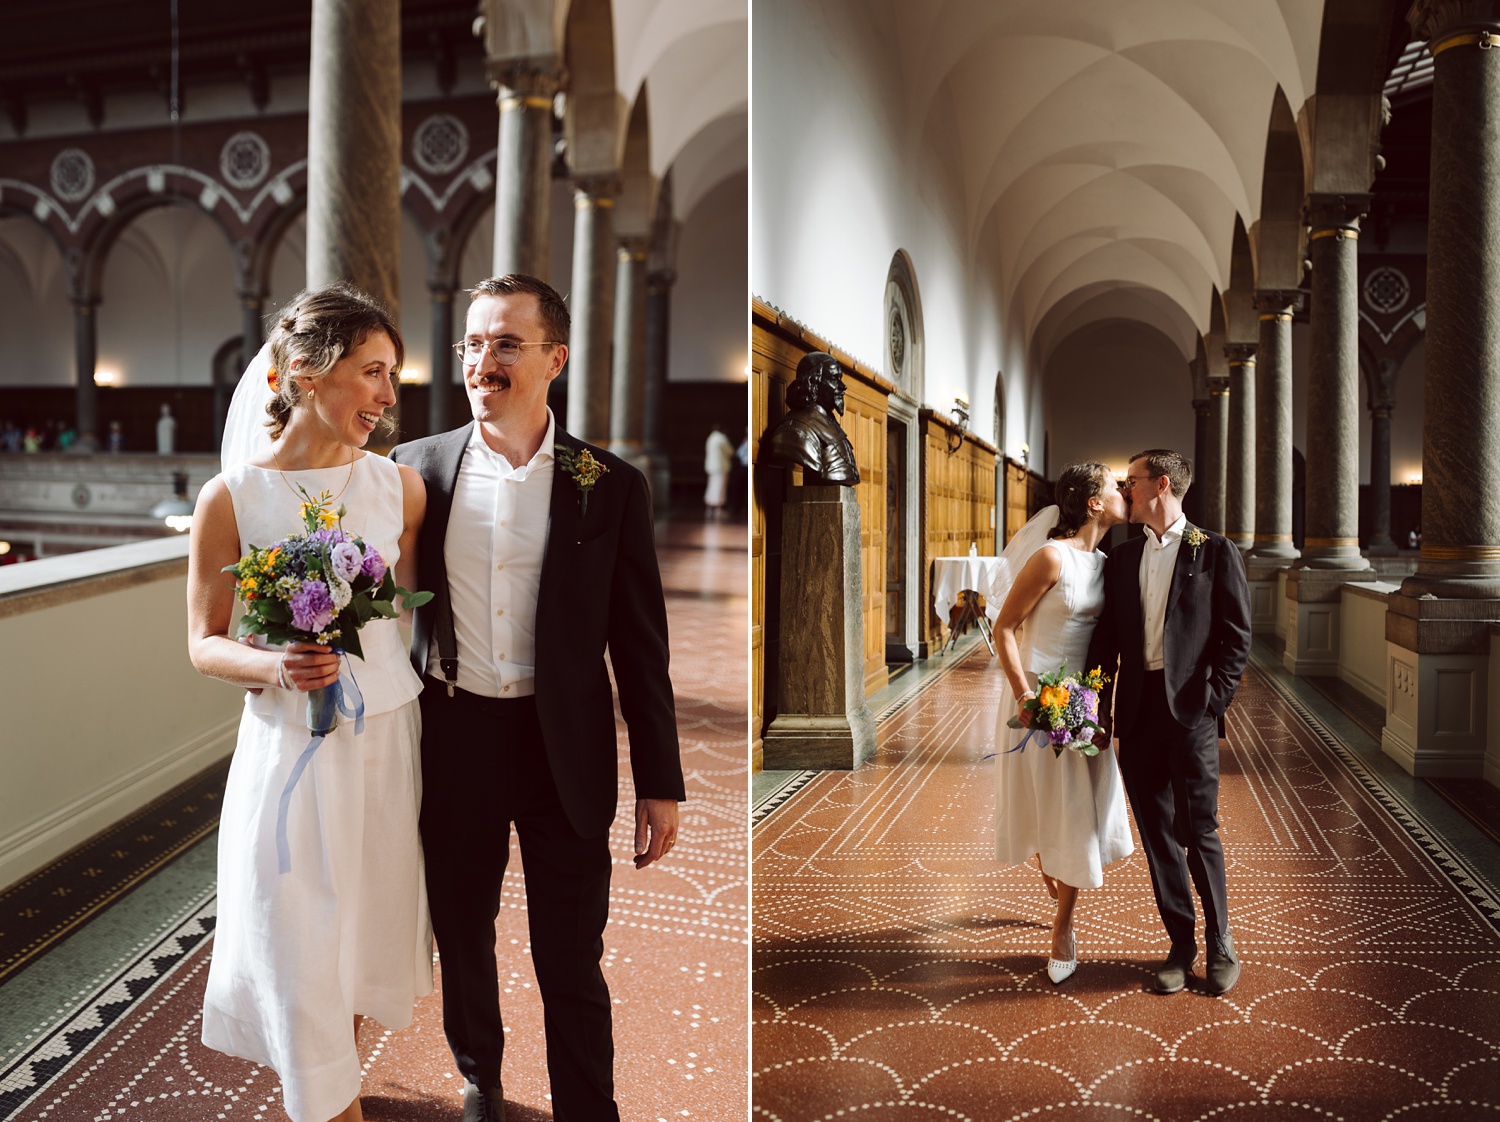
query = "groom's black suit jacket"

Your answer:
(392, 424), (685, 838)
(1085, 526), (1252, 738)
